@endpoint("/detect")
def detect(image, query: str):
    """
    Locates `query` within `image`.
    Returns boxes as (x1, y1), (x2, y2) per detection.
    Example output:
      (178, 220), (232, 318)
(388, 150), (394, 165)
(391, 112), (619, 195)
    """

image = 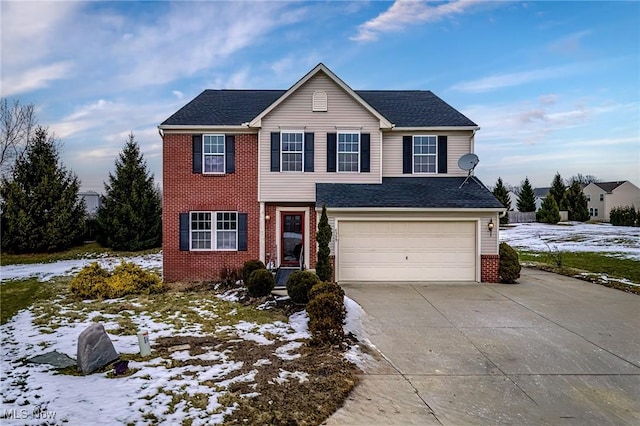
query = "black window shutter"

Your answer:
(179, 213), (189, 251)
(437, 136), (448, 174)
(304, 133), (314, 172)
(192, 135), (202, 174)
(238, 213), (248, 251)
(402, 136), (412, 174)
(327, 133), (337, 172)
(360, 133), (370, 173)
(225, 135), (235, 174)
(270, 132), (280, 172)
